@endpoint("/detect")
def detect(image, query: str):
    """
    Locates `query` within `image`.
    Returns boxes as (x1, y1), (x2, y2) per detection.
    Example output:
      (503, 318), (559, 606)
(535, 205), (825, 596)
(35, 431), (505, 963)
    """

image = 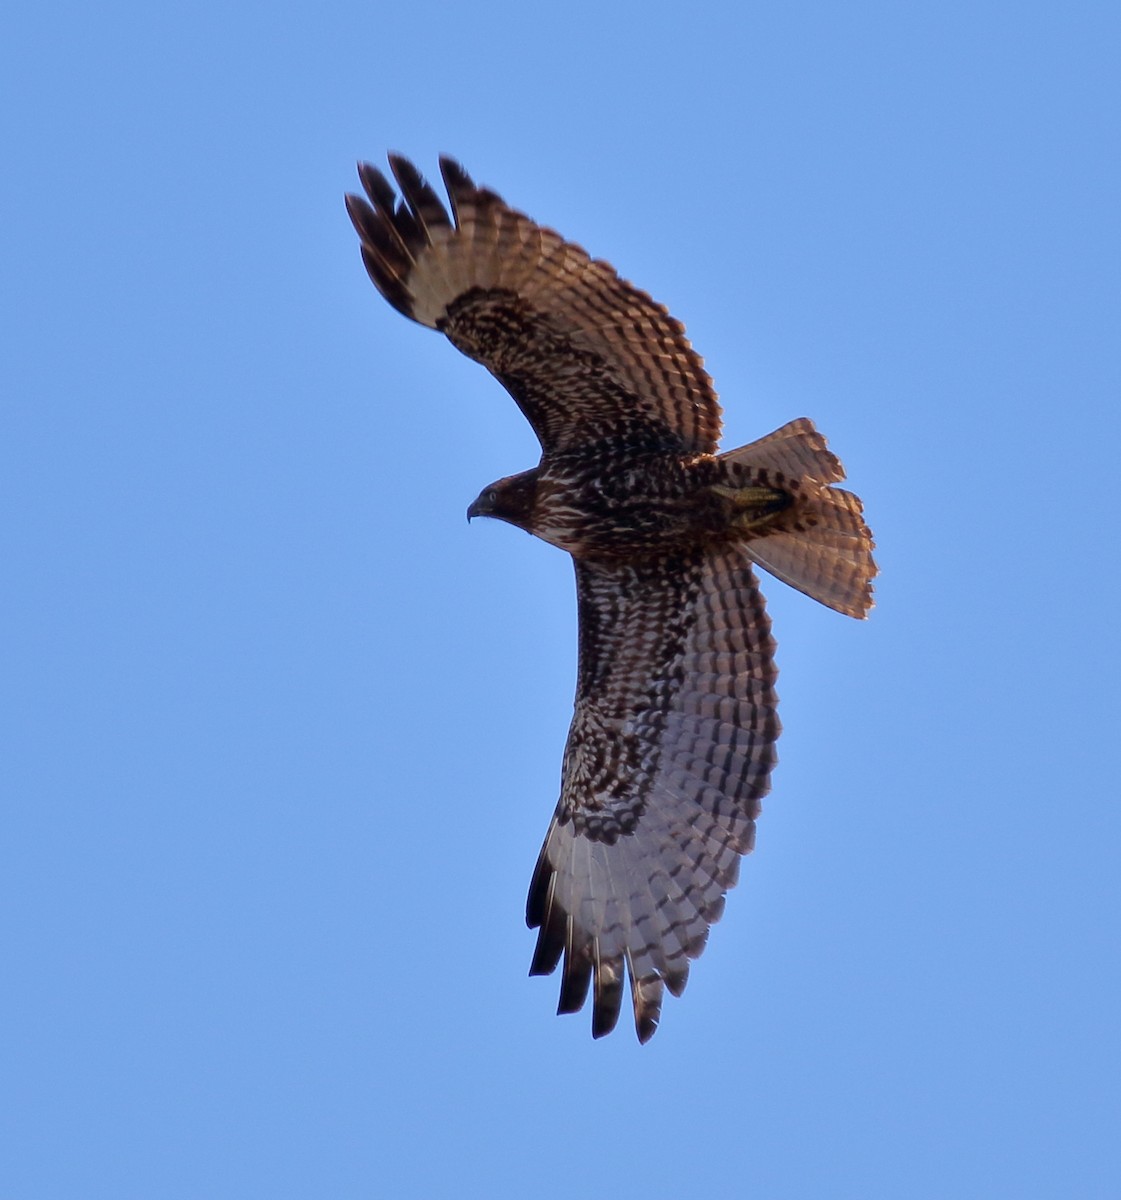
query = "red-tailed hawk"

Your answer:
(346, 156), (875, 1042)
